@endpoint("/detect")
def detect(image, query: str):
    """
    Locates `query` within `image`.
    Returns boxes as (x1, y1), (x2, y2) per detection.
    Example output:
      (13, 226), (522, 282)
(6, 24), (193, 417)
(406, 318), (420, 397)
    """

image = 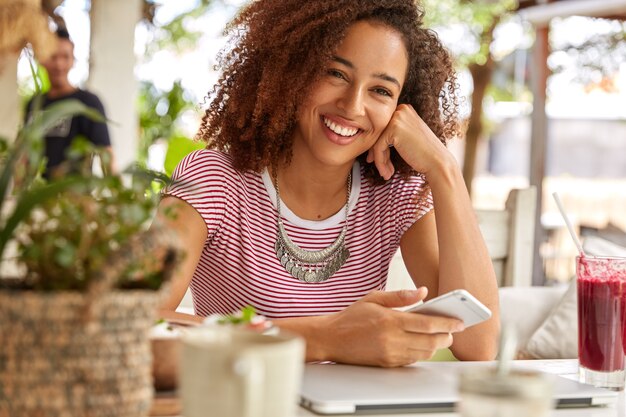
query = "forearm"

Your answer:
(273, 315), (330, 362)
(158, 307), (332, 361)
(427, 156), (500, 360)
(157, 309), (205, 325)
